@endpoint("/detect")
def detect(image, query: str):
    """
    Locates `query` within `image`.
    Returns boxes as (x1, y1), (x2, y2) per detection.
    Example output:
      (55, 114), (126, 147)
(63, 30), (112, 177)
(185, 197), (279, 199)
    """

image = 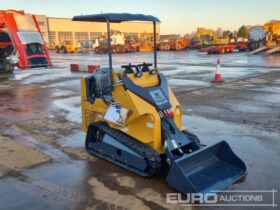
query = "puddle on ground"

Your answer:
(42, 79), (81, 88)
(13, 73), (32, 80)
(243, 84), (256, 88)
(250, 86), (280, 94)
(52, 89), (76, 97)
(53, 96), (81, 123)
(168, 78), (209, 86)
(3, 127), (72, 164)
(57, 131), (85, 148)
(272, 79), (280, 84)
(230, 102), (272, 113)
(254, 93), (280, 104)
(22, 71), (73, 85)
